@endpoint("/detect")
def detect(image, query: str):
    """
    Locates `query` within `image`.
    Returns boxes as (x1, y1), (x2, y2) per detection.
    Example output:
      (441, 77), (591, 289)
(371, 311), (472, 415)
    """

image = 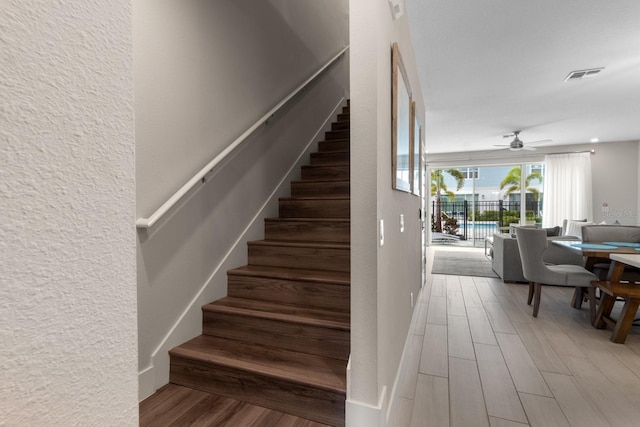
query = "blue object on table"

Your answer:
(570, 243), (619, 250)
(603, 241), (640, 248)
